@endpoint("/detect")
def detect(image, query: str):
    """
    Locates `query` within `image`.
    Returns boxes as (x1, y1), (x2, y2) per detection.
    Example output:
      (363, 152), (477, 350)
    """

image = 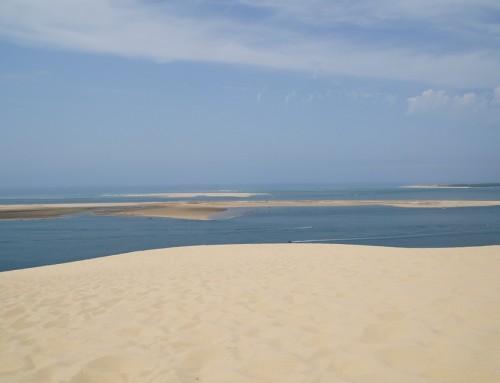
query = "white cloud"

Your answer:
(407, 90), (450, 114)
(492, 86), (500, 106)
(236, 0), (499, 26)
(454, 92), (482, 108)
(407, 88), (499, 114)
(0, 1), (499, 87)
